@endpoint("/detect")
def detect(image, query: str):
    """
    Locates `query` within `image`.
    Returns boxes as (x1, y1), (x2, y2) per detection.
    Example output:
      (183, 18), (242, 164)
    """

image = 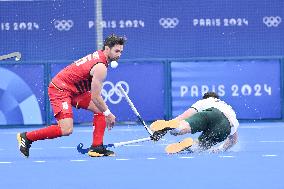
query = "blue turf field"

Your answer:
(0, 122), (284, 189)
